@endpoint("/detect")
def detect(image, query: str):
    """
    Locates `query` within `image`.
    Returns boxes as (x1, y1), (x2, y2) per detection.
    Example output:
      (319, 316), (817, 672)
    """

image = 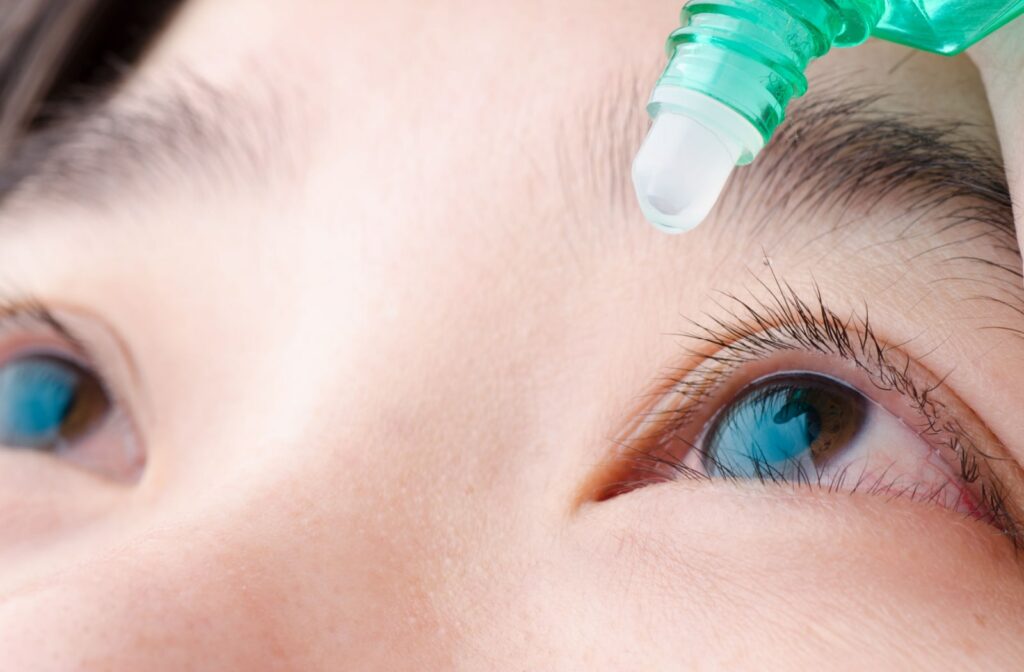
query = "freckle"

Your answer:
(959, 637), (980, 655)
(973, 612), (987, 627)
